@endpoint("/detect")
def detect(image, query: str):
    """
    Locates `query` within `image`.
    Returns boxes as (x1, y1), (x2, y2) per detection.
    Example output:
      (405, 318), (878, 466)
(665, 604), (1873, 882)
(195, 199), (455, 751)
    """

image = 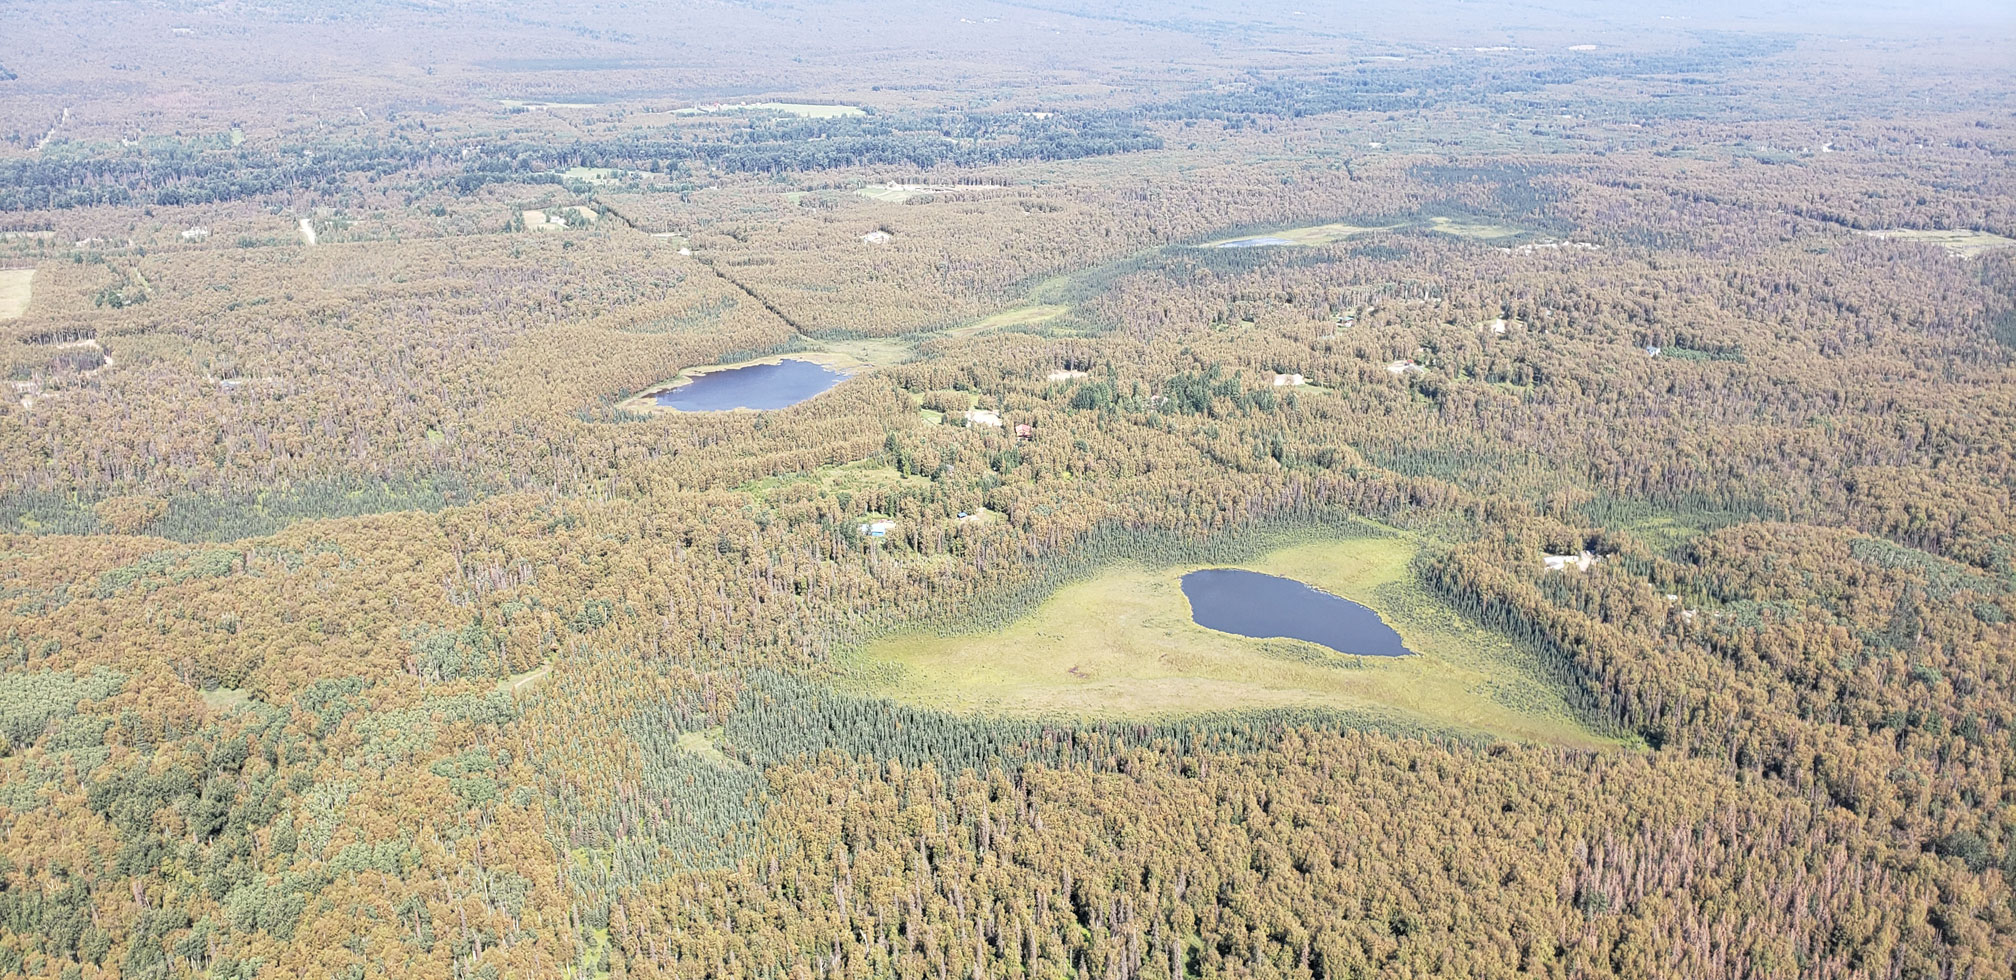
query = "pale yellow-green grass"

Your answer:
(200, 687), (254, 714)
(856, 535), (1610, 747)
(523, 206), (597, 231)
(745, 102), (863, 118)
(1421, 215), (1528, 240)
(820, 335), (917, 367)
(855, 182), (1005, 203)
(912, 389), (977, 425)
(1202, 215), (1531, 248)
(679, 102), (863, 118)
(738, 458), (932, 501)
(855, 184), (915, 203)
(674, 729), (739, 766)
(936, 303), (1068, 338)
(499, 664), (552, 696)
(1202, 222), (1399, 247)
(0, 269), (32, 320)
(1863, 228), (2016, 258)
